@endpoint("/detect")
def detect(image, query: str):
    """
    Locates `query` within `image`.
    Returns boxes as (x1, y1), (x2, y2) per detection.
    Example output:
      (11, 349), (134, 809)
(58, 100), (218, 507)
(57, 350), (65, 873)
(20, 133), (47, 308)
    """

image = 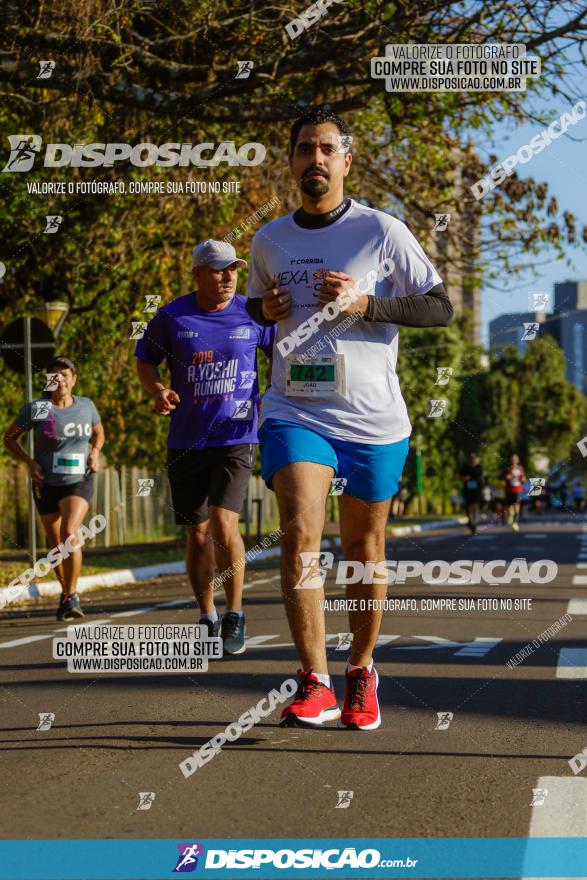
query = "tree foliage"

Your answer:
(0, 0), (585, 483)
